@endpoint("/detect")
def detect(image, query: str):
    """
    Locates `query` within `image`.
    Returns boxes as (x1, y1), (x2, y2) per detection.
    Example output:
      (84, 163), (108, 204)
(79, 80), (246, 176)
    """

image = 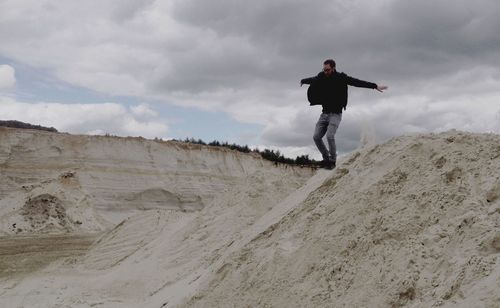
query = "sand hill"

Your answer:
(0, 127), (499, 307)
